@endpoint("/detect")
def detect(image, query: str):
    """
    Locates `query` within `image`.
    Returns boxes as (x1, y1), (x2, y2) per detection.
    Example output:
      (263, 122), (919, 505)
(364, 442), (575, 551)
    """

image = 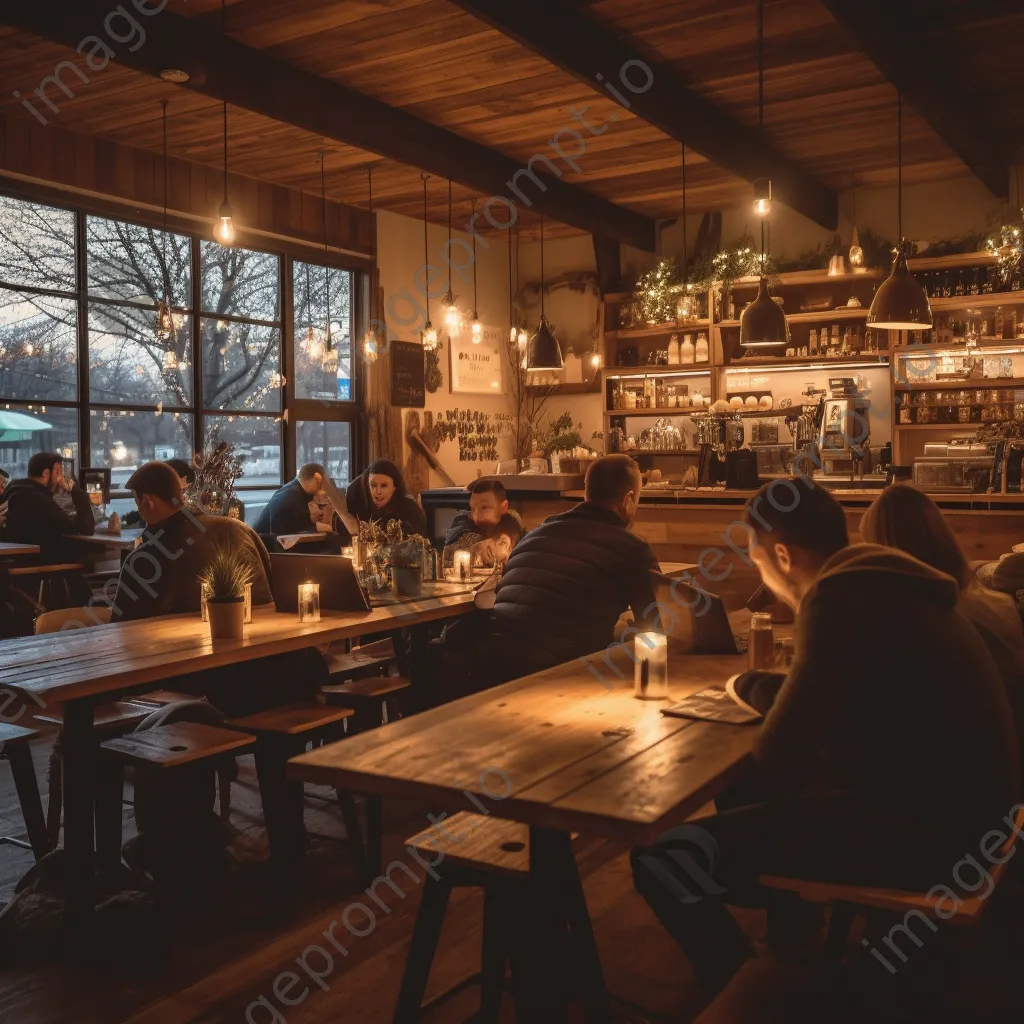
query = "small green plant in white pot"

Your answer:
(199, 547), (254, 640)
